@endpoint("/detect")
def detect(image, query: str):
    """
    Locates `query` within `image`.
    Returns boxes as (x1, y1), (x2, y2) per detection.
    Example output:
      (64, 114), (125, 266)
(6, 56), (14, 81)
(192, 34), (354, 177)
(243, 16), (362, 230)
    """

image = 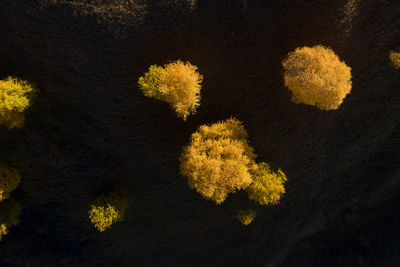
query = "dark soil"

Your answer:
(0, 0), (399, 266)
